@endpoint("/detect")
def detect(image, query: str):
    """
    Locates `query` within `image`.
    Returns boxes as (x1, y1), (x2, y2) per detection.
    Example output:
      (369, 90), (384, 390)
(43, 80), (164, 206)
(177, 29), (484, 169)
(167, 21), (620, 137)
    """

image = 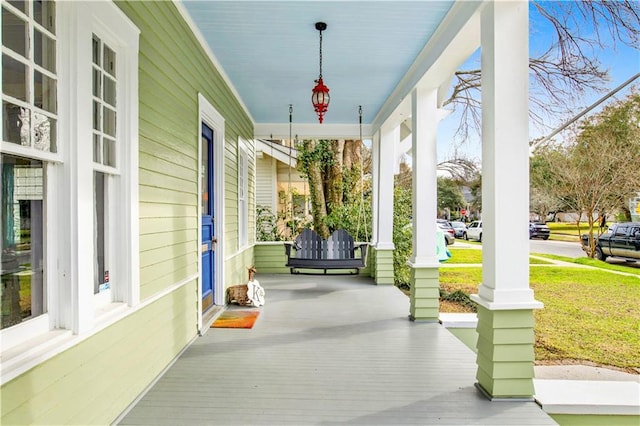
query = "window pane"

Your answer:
(103, 138), (116, 167)
(2, 7), (27, 57)
(103, 76), (116, 107)
(93, 134), (101, 163)
(92, 67), (101, 98)
(2, 53), (28, 101)
(1, 154), (46, 330)
(32, 111), (55, 152)
(34, 70), (57, 113)
(103, 107), (116, 137)
(103, 44), (116, 77)
(7, 1), (26, 14)
(92, 35), (100, 65)
(93, 100), (100, 130)
(201, 136), (209, 215)
(34, 0), (55, 33)
(2, 101), (30, 146)
(34, 29), (56, 73)
(93, 172), (109, 294)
